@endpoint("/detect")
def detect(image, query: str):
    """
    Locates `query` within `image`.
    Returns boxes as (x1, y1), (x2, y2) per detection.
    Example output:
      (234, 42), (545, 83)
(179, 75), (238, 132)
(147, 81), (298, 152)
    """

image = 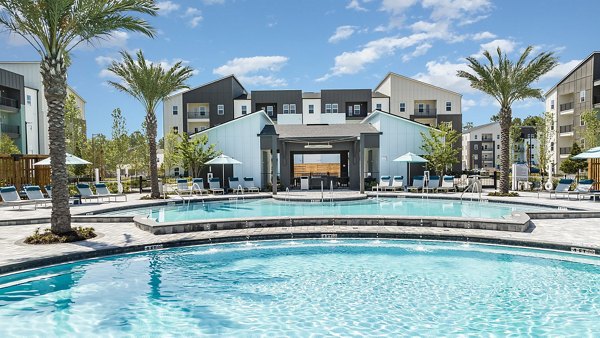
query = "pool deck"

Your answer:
(1, 190), (600, 274)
